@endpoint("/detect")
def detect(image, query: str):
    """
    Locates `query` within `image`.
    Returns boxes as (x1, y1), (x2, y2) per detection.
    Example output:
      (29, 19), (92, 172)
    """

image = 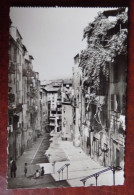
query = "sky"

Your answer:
(10, 7), (117, 81)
